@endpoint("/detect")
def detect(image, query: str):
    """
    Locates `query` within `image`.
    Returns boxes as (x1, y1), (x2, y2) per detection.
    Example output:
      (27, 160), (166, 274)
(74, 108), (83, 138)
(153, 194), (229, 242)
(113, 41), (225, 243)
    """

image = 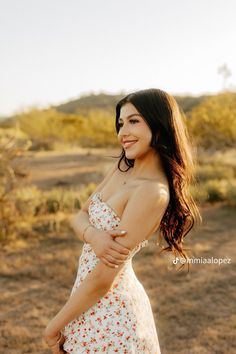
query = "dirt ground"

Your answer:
(1, 149), (236, 354)
(18, 147), (120, 191)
